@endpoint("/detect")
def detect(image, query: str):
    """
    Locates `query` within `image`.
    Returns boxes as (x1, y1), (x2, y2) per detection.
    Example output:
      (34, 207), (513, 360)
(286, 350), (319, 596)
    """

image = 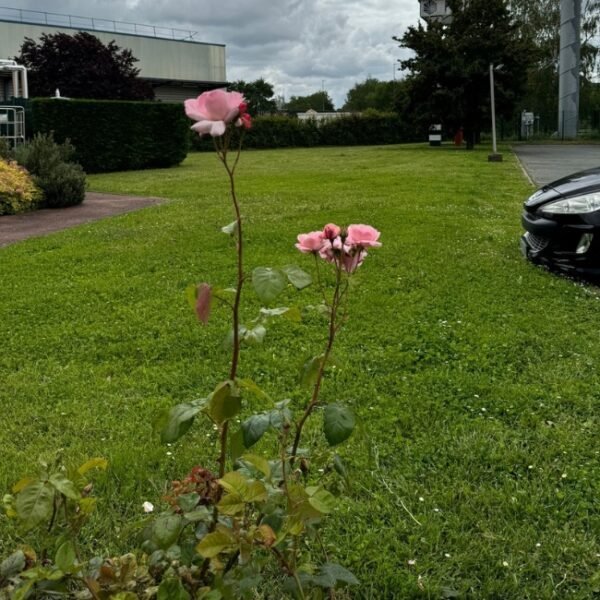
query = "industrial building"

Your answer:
(0, 6), (228, 103)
